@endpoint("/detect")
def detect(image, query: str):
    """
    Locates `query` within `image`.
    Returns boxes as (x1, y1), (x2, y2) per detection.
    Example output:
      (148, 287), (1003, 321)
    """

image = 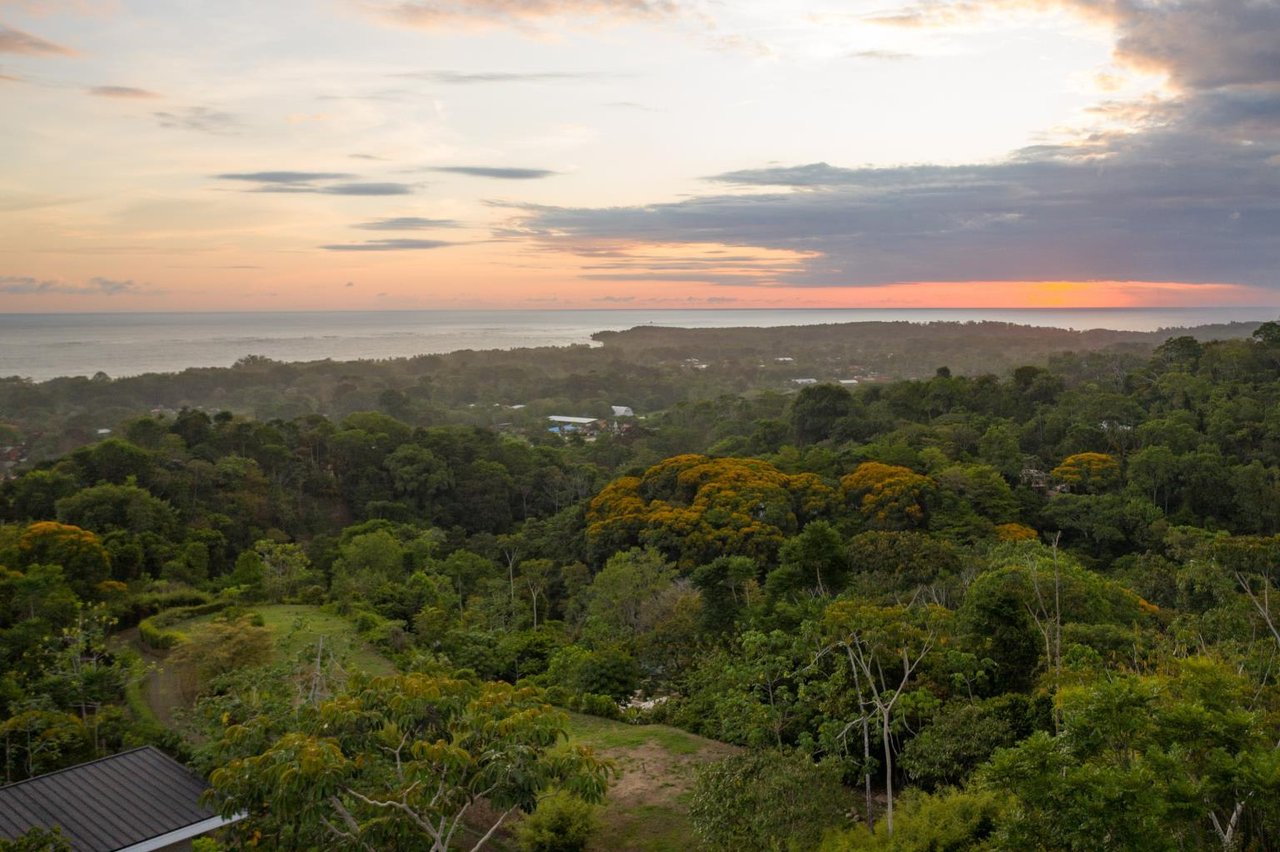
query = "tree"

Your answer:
(774, 521), (848, 598)
(30, 605), (128, 755)
(0, 710), (86, 784)
(207, 673), (609, 851)
(54, 483), (177, 539)
(16, 522), (111, 598)
(820, 600), (944, 832)
(845, 531), (965, 598)
(247, 539), (318, 603)
(518, 558), (557, 629)
(584, 548), (677, 640)
(1050, 452), (1120, 493)
(899, 694), (1044, 788)
(0, 827), (71, 852)
(689, 750), (848, 851)
(790, 383), (854, 445)
(330, 530), (405, 602)
(586, 455), (837, 568)
(984, 659), (1280, 850)
(8, 470), (78, 521)
(841, 463), (934, 530)
(691, 555), (758, 634)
